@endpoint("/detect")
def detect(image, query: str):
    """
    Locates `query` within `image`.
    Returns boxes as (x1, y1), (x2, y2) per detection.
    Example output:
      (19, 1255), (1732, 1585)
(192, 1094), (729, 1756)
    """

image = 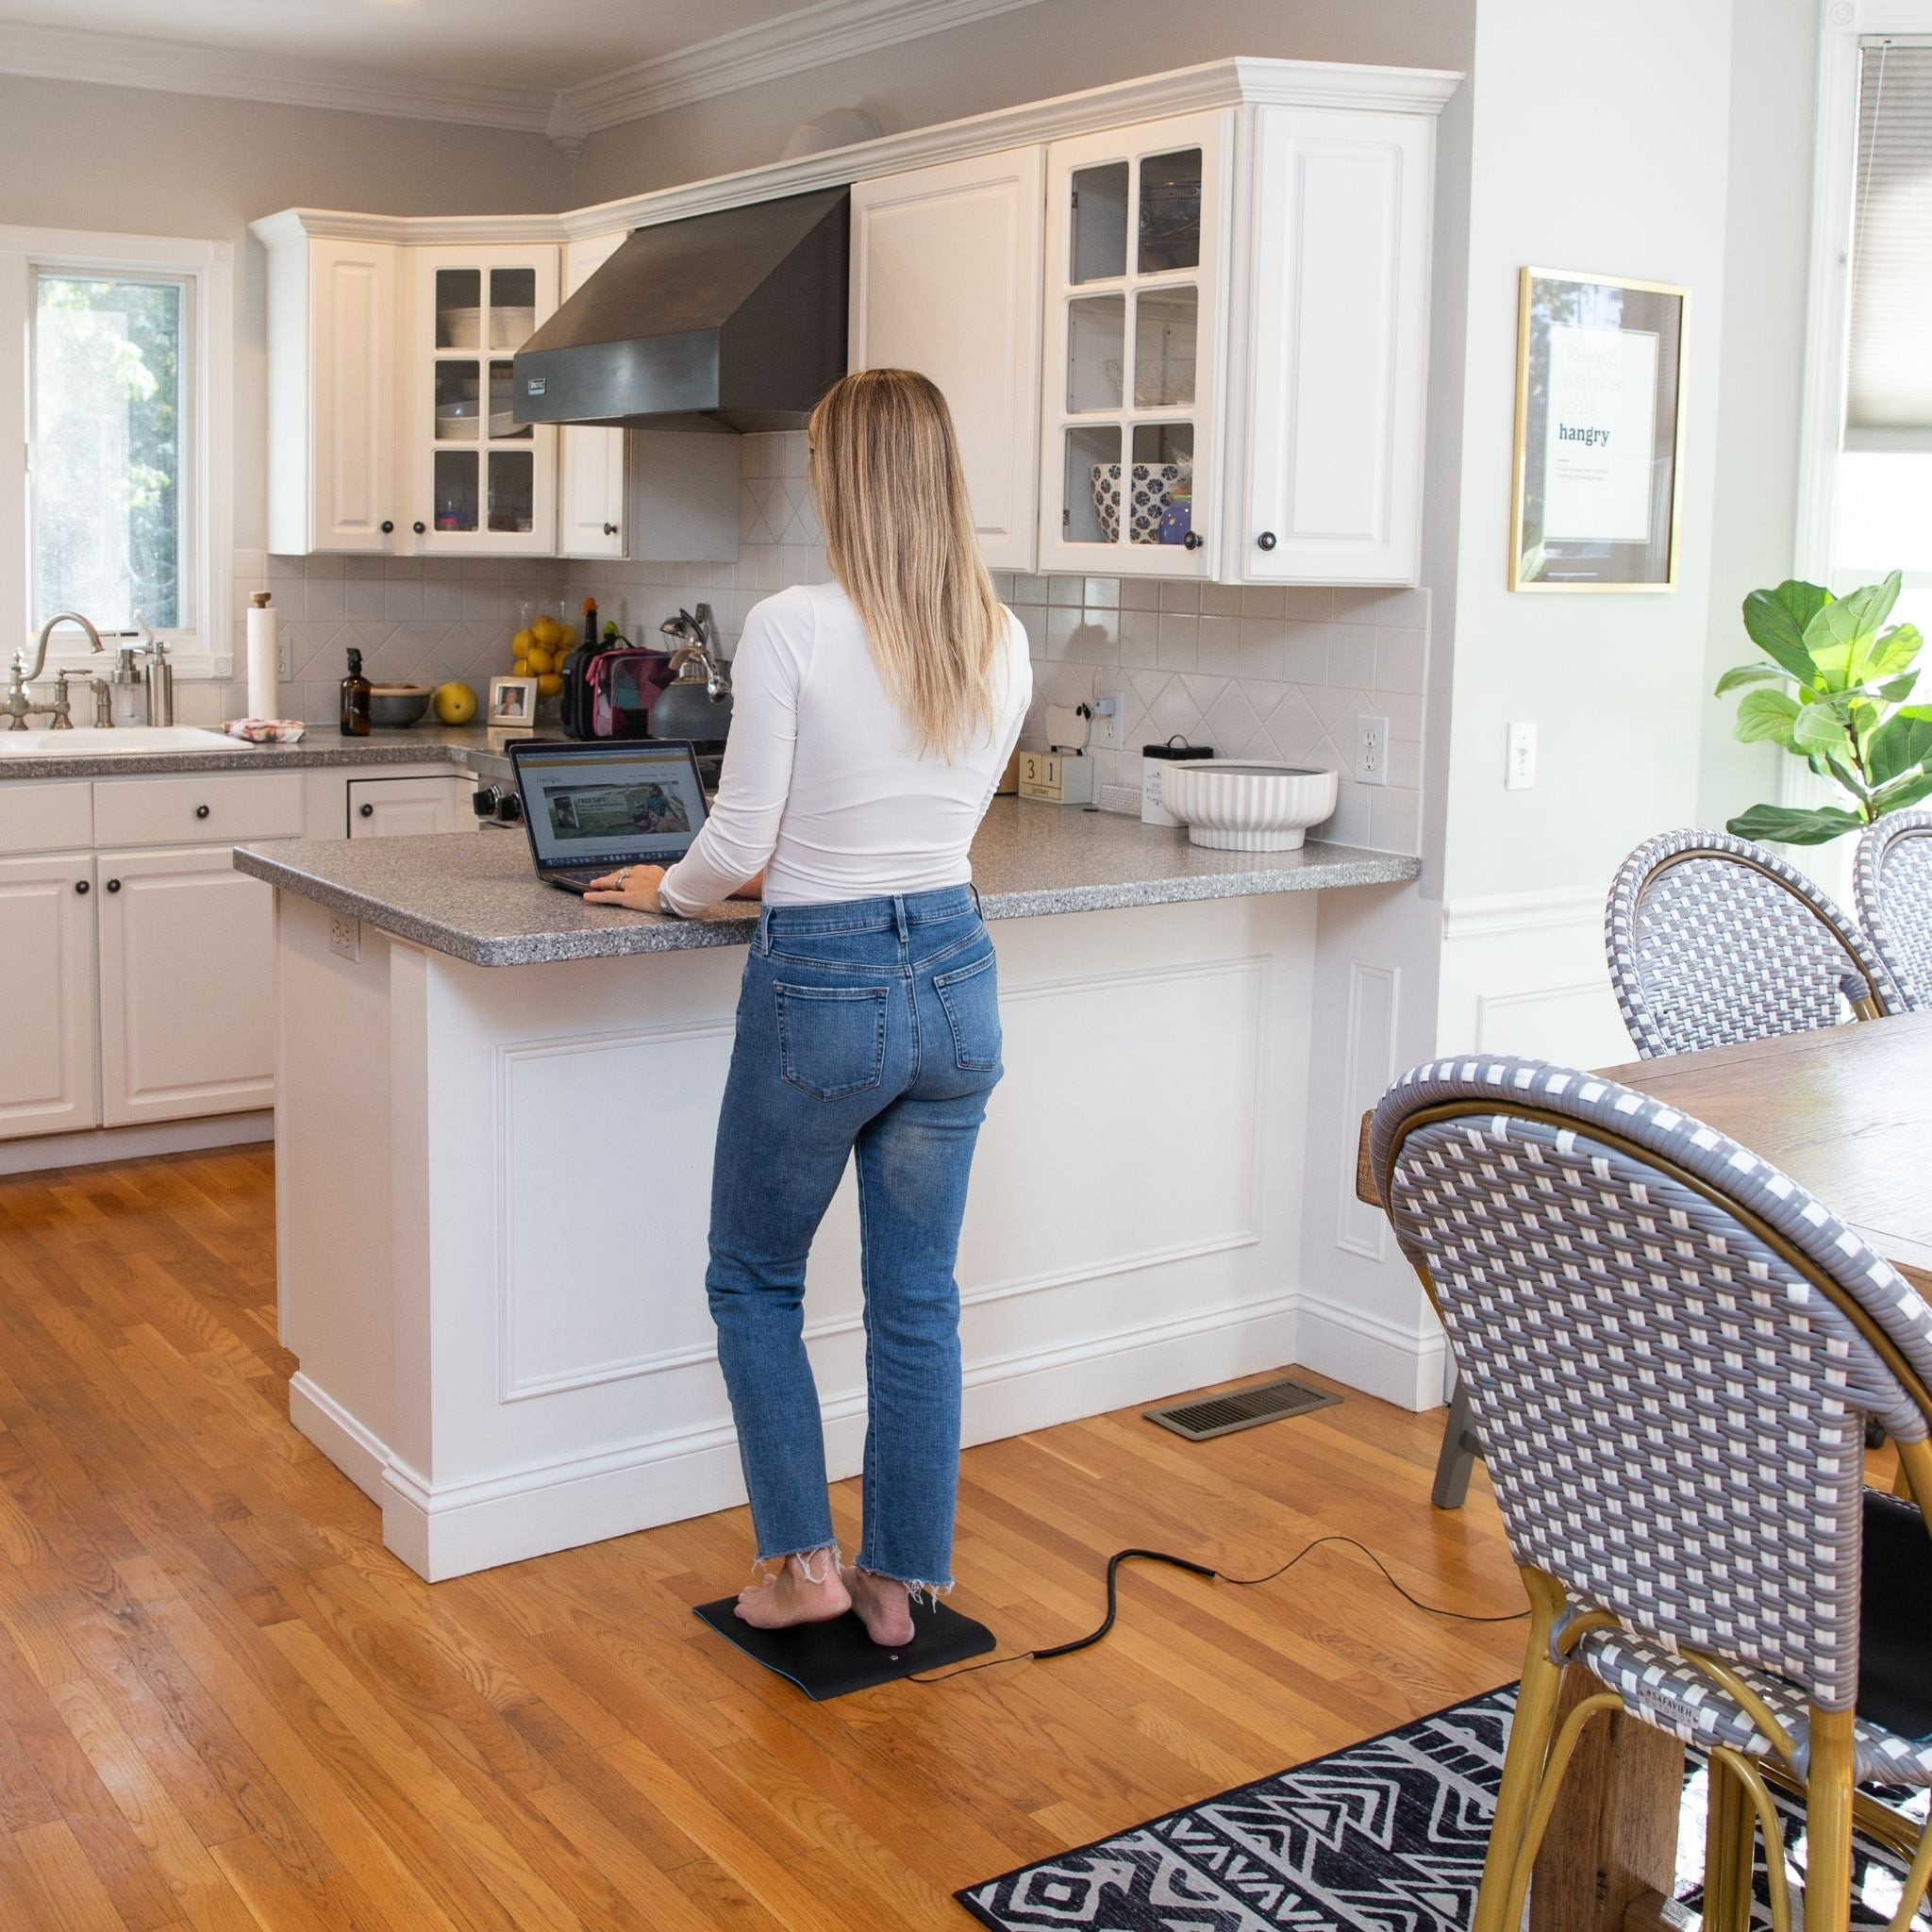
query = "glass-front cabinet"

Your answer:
(407, 246), (559, 555)
(1037, 112), (1228, 576)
